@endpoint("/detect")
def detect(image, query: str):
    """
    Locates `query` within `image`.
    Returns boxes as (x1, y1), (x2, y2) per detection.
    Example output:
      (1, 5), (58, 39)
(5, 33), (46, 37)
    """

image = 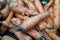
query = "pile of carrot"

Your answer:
(0, 0), (60, 40)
